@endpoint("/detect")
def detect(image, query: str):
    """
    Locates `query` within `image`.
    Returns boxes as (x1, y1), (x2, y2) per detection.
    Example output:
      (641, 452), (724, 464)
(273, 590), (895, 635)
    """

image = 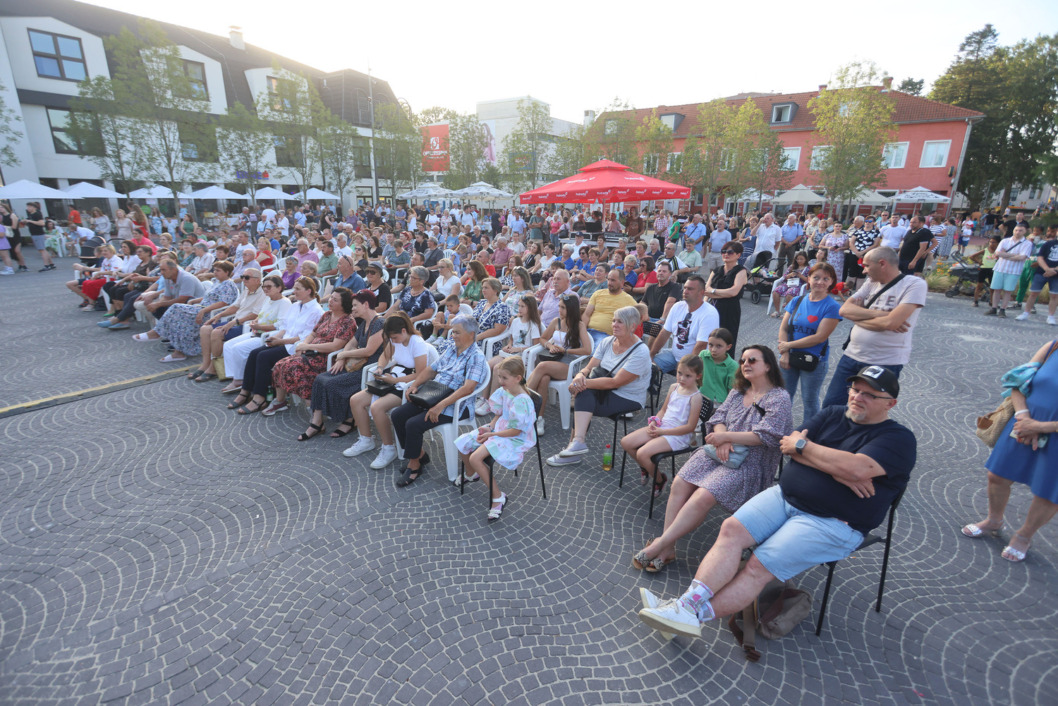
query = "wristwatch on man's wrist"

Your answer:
(794, 438), (807, 455)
